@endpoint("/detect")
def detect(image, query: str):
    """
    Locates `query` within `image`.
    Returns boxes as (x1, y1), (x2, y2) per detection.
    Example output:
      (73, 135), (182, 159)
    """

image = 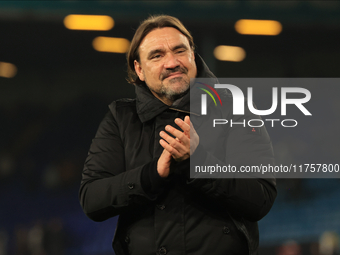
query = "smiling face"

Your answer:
(134, 27), (197, 105)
